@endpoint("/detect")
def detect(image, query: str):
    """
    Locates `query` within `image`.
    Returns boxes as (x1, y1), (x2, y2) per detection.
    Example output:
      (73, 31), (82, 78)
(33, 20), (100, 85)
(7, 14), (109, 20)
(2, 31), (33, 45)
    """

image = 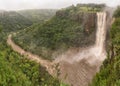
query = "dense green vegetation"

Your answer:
(0, 10), (68, 86)
(13, 16), (95, 60)
(0, 11), (32, 32)
(61, 4), (105, 13)
(114, 6), (120, 18)
(0, 9), (56, 32)
(18, 9), (57, 23)
(91, 7), (120, 86)
(13, 4), (105, 60)
(0, 41), (68, 86)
